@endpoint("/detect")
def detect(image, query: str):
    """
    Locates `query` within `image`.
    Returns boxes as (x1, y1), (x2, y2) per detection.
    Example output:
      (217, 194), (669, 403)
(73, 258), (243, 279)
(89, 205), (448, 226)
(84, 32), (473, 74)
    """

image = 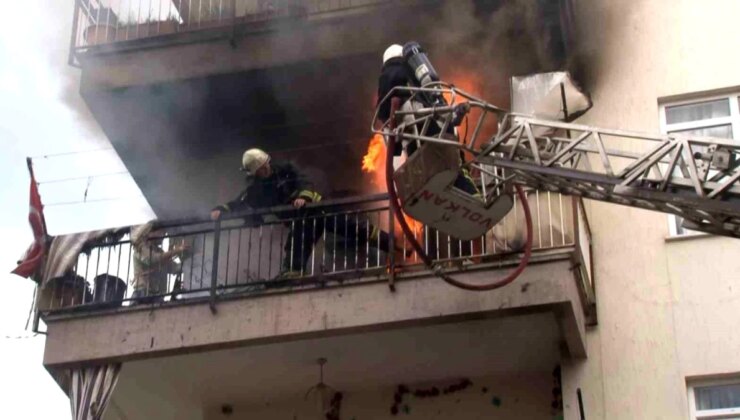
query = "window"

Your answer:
(688, 378), (740, 419)
(660, 93), (740, 236)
